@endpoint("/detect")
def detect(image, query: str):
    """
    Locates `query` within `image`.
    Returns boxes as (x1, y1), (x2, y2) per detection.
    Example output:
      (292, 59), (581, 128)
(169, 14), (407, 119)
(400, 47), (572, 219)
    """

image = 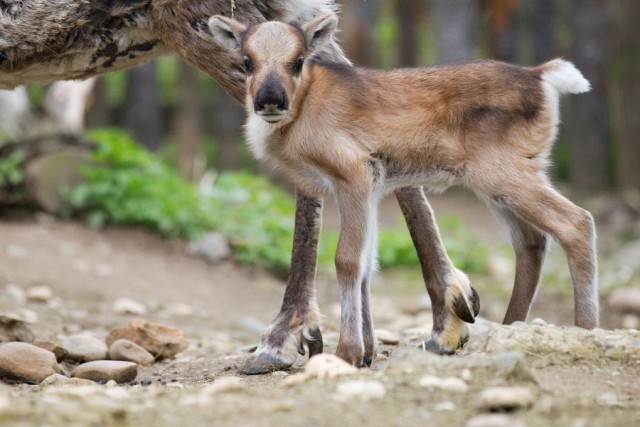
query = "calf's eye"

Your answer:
(293, 57), (304, 74)
(243, 57), (253, 74)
